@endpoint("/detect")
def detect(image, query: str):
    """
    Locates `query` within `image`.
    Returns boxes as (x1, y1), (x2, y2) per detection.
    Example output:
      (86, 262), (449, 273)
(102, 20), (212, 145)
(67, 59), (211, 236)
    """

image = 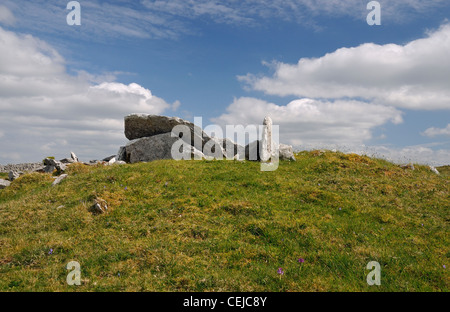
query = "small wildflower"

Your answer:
(298, 258), (305, 263)
(277, 268), (284, 275)
(48, 249), (53, 255)
(444, 265), (447, 269)
(339, 207), (342, 211)
(124, 186), (128, 191)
